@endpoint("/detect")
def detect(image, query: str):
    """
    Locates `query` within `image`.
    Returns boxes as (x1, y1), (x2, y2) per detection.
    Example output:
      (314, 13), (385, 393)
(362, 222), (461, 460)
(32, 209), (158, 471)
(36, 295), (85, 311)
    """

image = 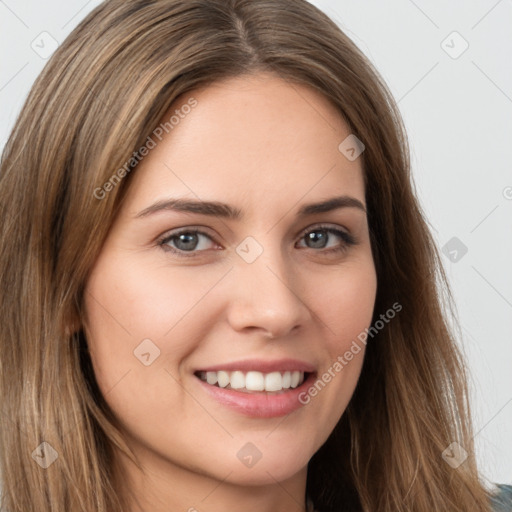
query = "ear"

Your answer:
(64, 322), (81, 337)
(63, 307), (82, 337)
